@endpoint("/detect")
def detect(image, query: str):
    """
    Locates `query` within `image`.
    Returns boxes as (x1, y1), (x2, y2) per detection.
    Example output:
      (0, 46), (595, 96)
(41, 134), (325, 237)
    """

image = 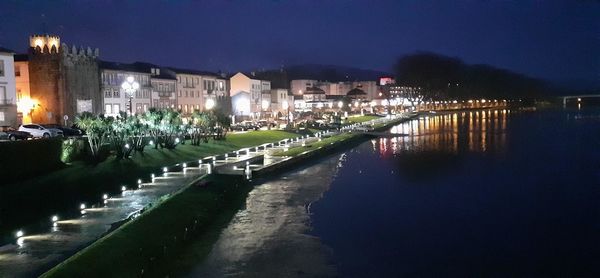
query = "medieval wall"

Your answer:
(28, 45), (62, 124)
(61, 44), (101, 123)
